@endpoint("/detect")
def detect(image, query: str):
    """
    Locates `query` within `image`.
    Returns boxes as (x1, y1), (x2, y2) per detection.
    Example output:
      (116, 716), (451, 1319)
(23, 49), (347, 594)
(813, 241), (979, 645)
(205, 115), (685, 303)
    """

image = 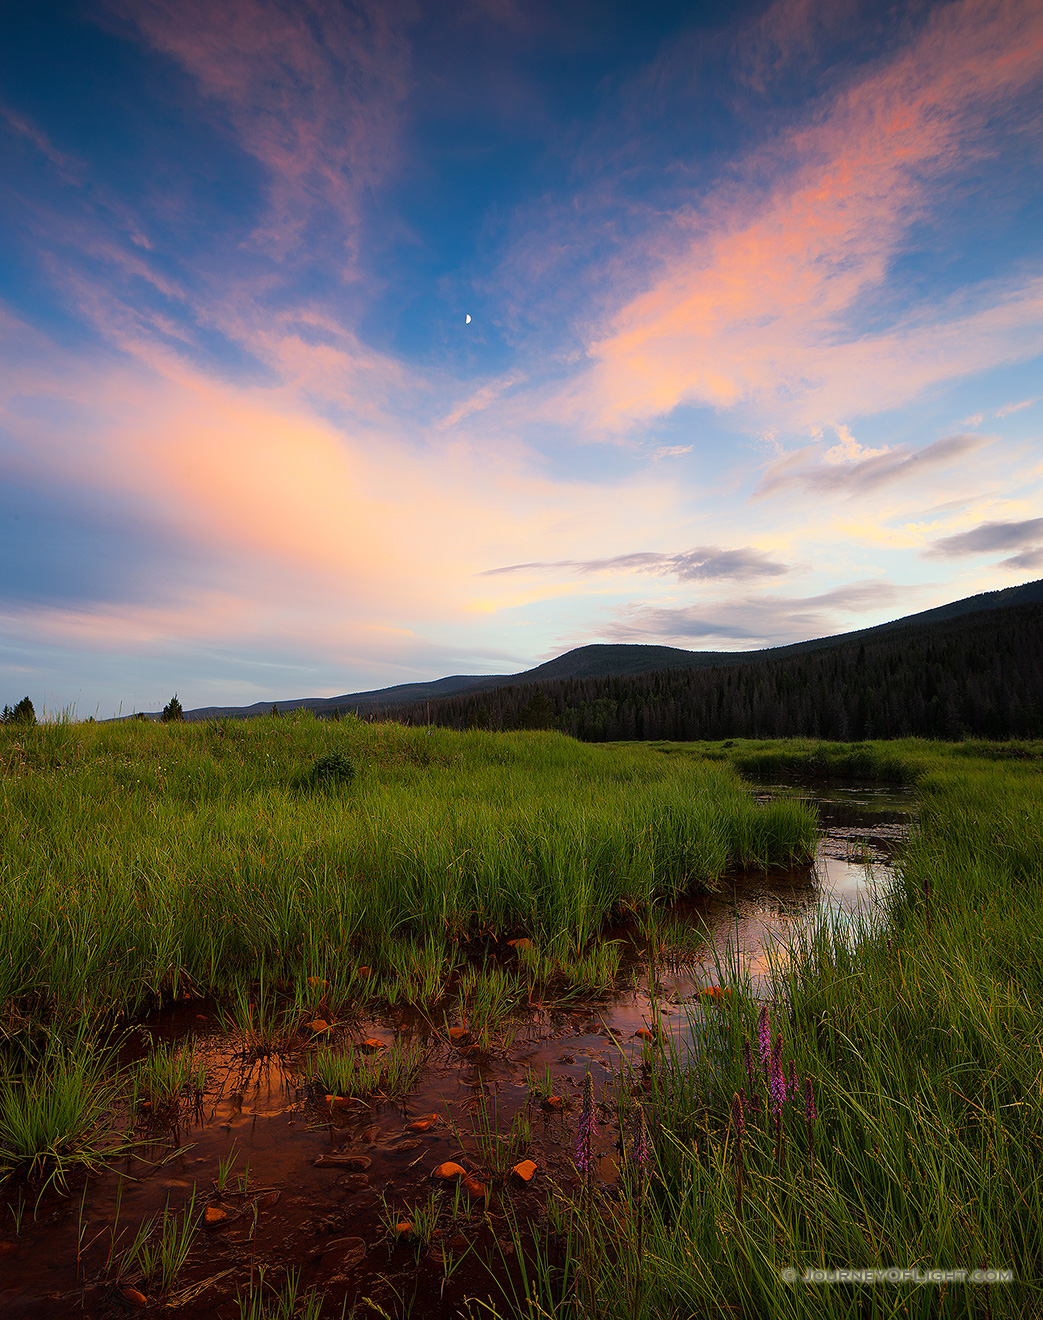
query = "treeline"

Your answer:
(370, 602), (1043, 742)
